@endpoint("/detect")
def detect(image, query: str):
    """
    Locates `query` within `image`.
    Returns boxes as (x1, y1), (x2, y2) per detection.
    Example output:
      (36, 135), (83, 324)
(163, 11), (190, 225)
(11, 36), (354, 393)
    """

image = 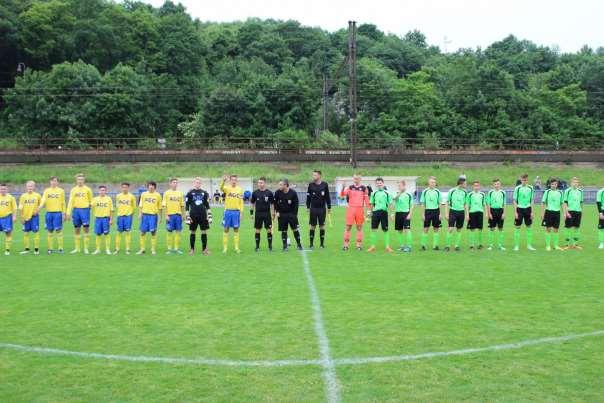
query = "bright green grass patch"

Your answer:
(1, 162), (602, 186)
(1, 208), (603, 401)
